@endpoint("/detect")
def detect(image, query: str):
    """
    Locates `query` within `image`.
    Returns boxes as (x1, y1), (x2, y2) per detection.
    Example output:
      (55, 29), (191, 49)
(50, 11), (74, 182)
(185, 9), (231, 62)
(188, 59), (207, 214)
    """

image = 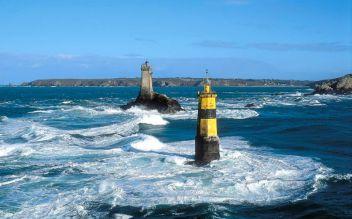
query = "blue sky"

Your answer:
(0, 0), (351, 84)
